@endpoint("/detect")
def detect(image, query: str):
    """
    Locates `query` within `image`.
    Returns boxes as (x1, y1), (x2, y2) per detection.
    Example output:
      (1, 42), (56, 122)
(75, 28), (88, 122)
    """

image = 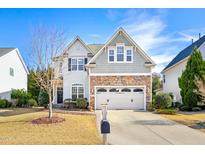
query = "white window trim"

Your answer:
(107, 44), (133, 63)
(71, 83), (85, 100)
(115, 44), (125, 63)
(126, 48), (133, 63)
(71, 57), (84, 71)
(108, 49), (115, 63)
